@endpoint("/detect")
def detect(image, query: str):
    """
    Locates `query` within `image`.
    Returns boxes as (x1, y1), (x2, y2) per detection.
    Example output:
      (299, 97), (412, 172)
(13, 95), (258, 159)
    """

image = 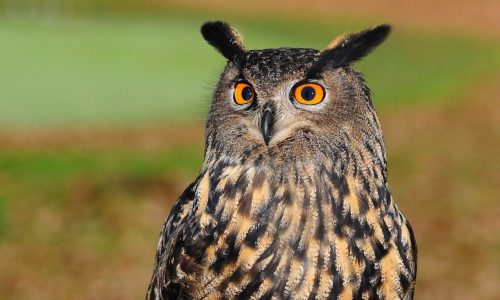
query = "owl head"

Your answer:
(201, 21), (391, 166)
